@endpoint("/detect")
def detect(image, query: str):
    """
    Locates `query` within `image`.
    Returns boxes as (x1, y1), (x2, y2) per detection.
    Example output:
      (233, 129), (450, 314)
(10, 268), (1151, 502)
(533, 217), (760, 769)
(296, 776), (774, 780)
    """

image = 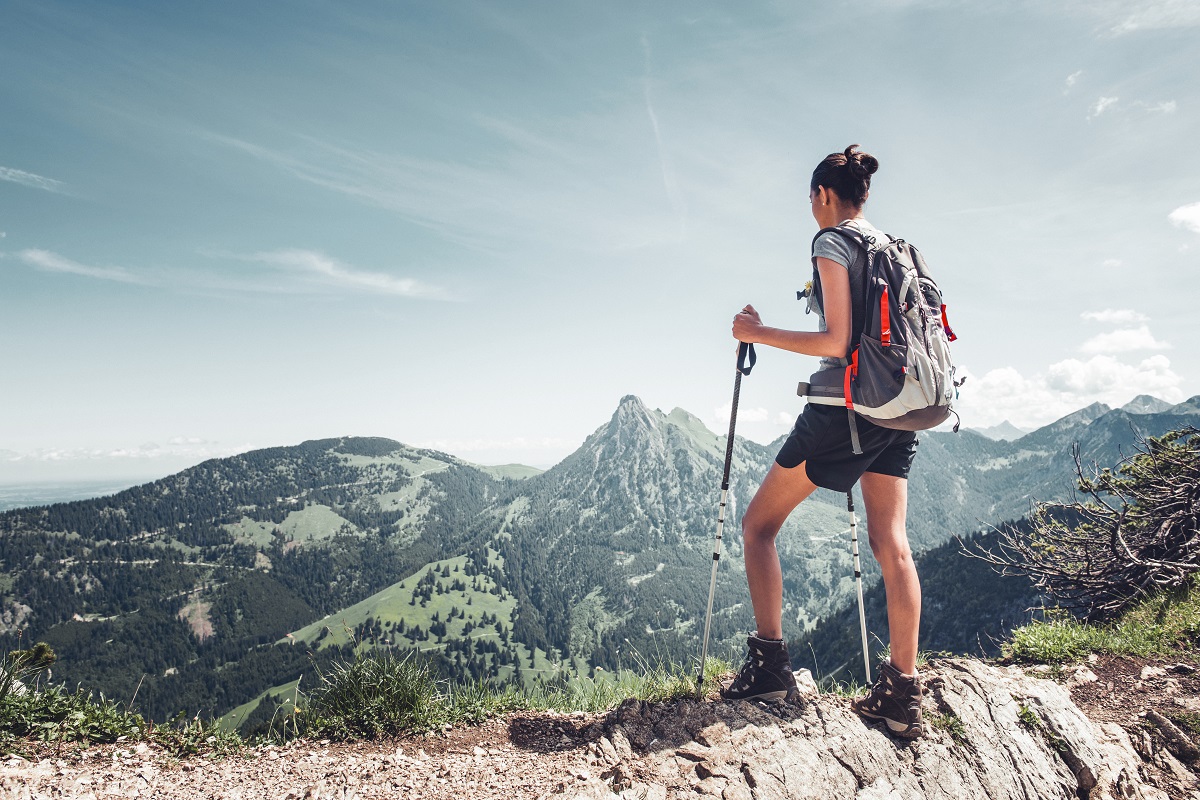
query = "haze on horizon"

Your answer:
(2, 1), (1198, 483)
